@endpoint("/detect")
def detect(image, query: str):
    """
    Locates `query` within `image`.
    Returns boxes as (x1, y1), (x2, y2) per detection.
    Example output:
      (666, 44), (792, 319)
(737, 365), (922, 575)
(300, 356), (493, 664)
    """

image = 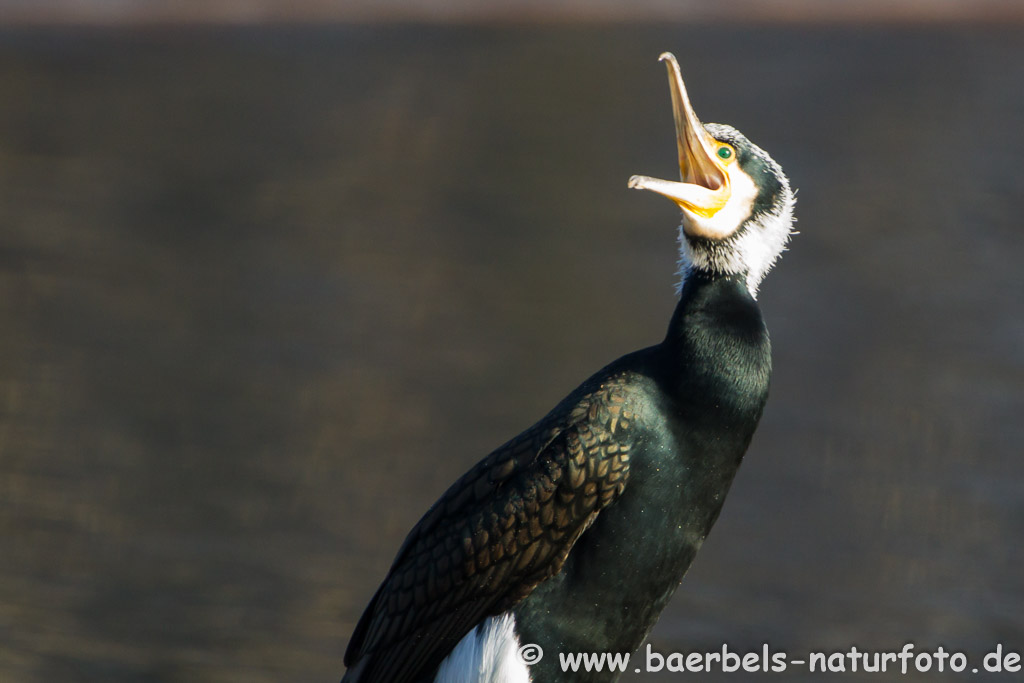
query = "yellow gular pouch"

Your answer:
(680, 160), (759, 240)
